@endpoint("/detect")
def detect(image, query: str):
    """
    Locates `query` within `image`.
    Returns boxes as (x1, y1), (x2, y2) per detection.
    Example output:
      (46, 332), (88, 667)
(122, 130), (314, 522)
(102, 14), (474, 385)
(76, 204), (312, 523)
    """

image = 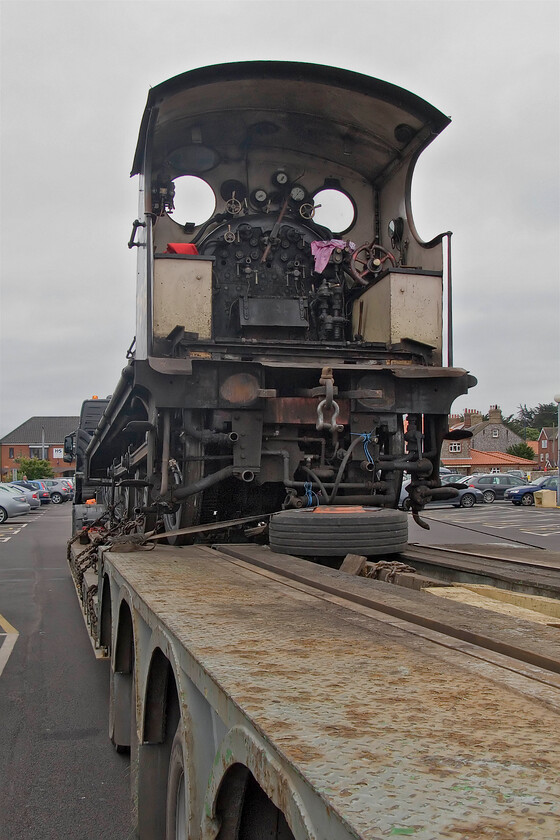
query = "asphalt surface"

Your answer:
(408, 500), (560, 551)
(0, 504), (132, 840)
